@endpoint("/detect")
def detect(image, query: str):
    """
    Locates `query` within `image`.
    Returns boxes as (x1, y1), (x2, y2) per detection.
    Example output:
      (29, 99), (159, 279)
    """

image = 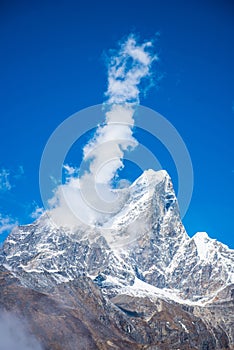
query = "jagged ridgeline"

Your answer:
(0, 170), (233, 349)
